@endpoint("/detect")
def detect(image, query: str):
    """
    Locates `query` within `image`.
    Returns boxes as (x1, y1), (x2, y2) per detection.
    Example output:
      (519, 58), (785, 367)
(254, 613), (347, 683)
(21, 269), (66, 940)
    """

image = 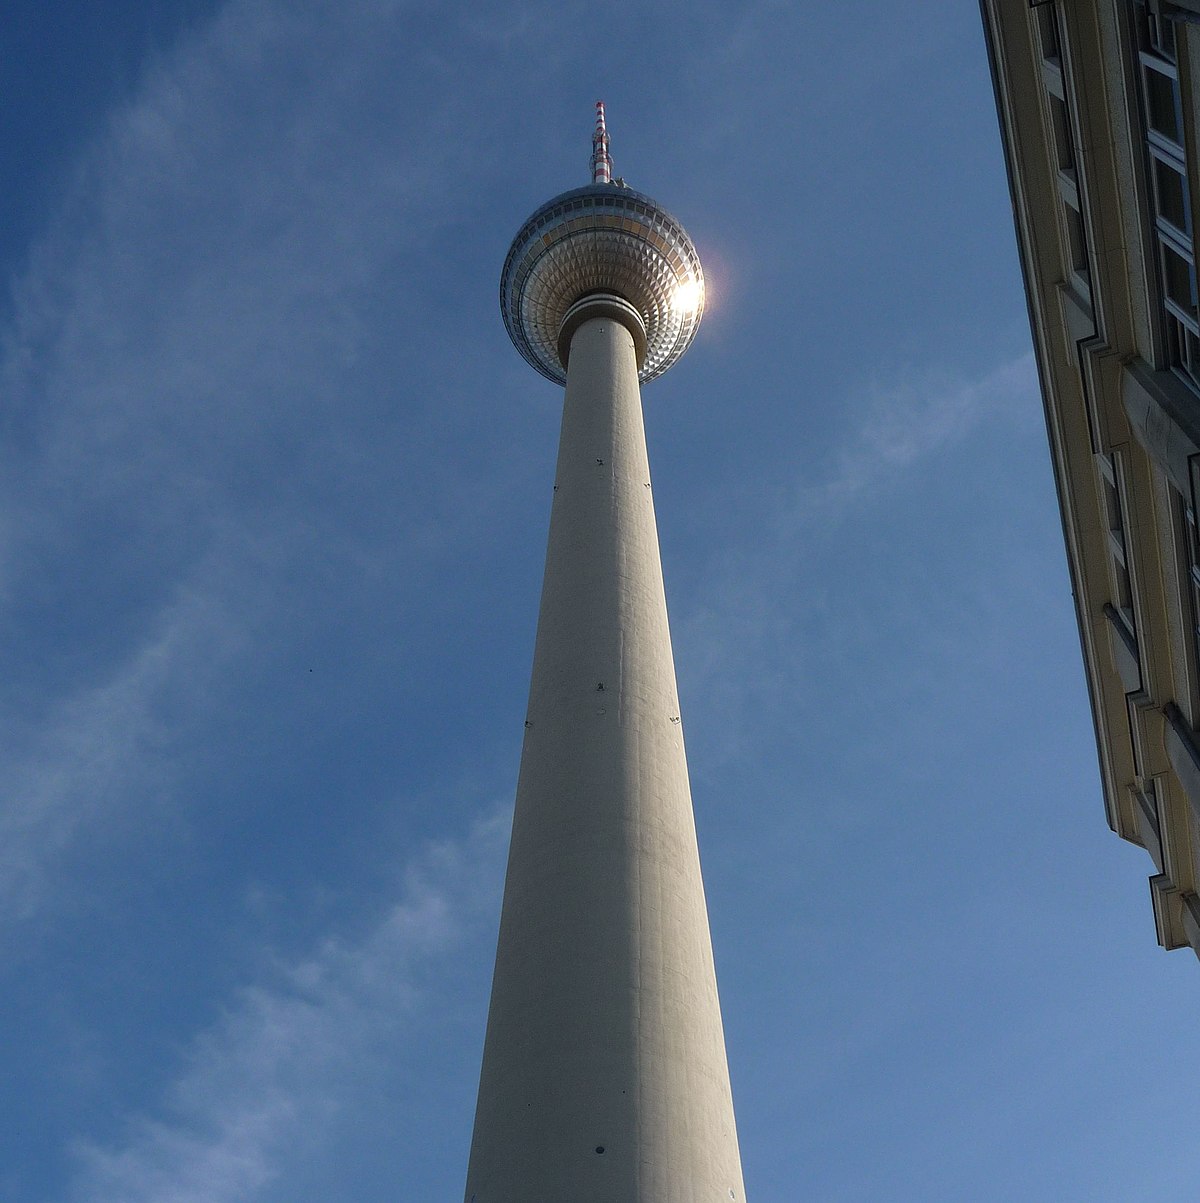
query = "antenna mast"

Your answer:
(591, 100), (612, 184)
